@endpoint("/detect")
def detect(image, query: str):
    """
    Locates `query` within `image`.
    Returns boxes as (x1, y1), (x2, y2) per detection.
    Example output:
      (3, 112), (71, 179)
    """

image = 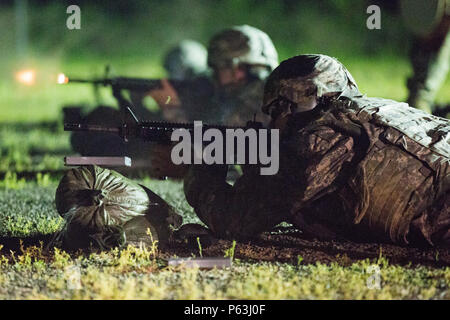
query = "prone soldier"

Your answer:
(184, 54), (450, 247)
